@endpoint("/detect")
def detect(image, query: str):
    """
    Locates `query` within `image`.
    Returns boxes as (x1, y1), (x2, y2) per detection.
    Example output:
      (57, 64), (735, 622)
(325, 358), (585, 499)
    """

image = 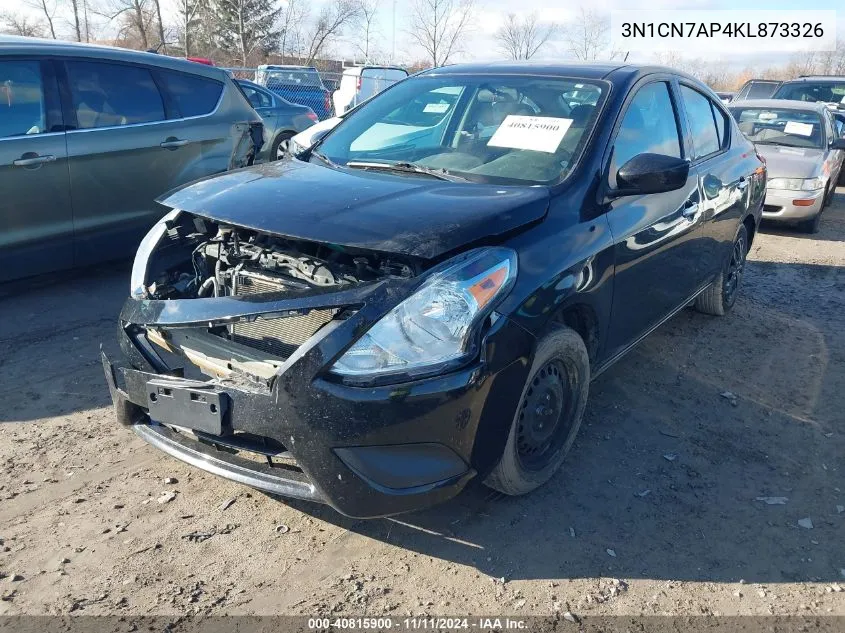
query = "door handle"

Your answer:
(13, 154), (56, 167)
(737, 177), (749, 190)
(160, 139), (190, 149)
(682, 200), (699, 219)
